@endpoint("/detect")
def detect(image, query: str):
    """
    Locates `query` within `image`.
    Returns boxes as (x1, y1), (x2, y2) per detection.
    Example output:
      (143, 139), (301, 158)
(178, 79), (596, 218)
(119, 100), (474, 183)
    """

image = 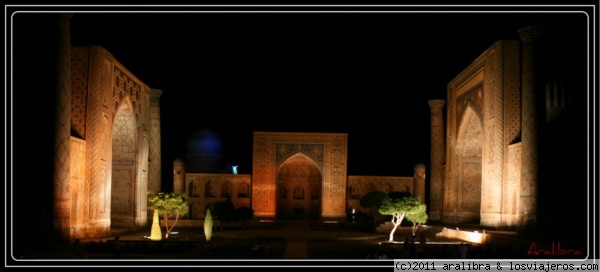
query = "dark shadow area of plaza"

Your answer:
(12, 219), (590, 262)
